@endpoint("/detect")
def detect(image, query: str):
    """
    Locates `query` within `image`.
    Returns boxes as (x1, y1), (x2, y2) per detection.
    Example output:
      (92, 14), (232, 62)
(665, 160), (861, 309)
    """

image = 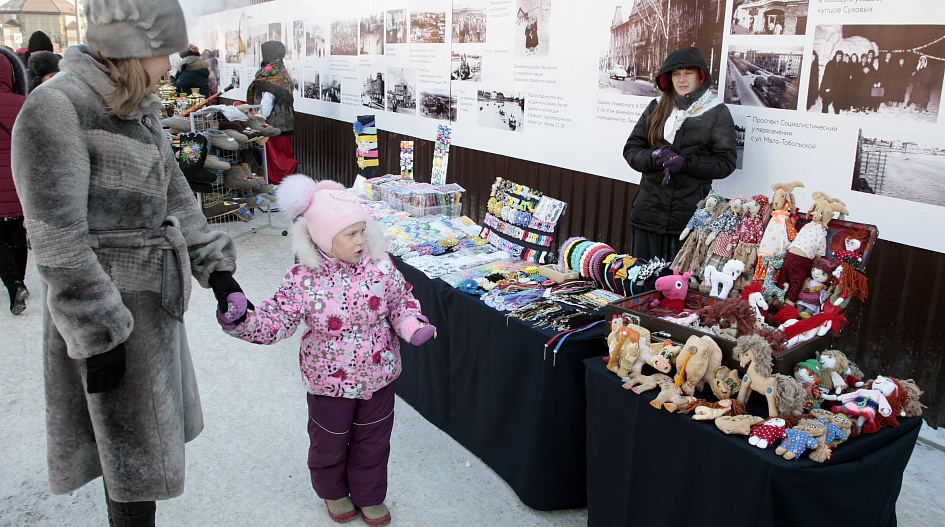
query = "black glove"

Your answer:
(86, 343), (126, 394)
(208, 271), (254, 314)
